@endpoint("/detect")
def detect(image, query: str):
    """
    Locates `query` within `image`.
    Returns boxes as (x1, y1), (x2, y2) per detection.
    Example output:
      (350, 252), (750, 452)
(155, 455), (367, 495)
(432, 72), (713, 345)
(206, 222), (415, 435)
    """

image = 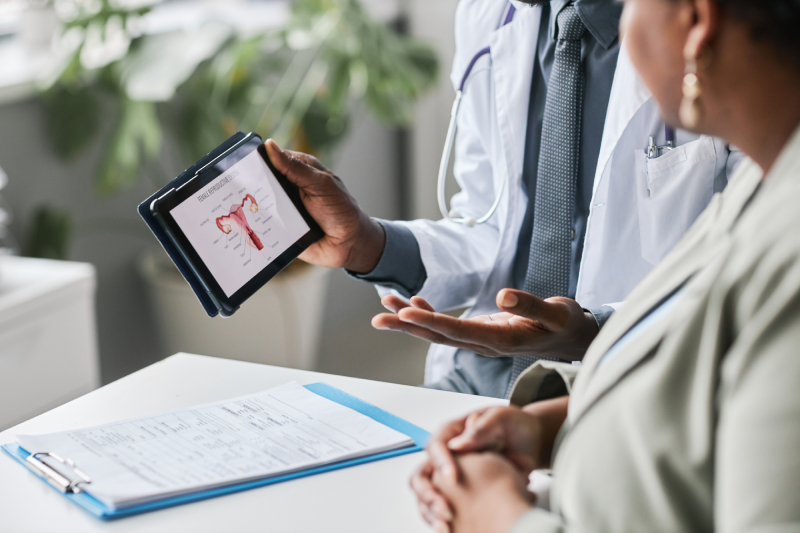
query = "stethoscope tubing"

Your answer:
(438, 90), (508, 227)
(438, 5), (515, 227)
(439, 2), (675, 227)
